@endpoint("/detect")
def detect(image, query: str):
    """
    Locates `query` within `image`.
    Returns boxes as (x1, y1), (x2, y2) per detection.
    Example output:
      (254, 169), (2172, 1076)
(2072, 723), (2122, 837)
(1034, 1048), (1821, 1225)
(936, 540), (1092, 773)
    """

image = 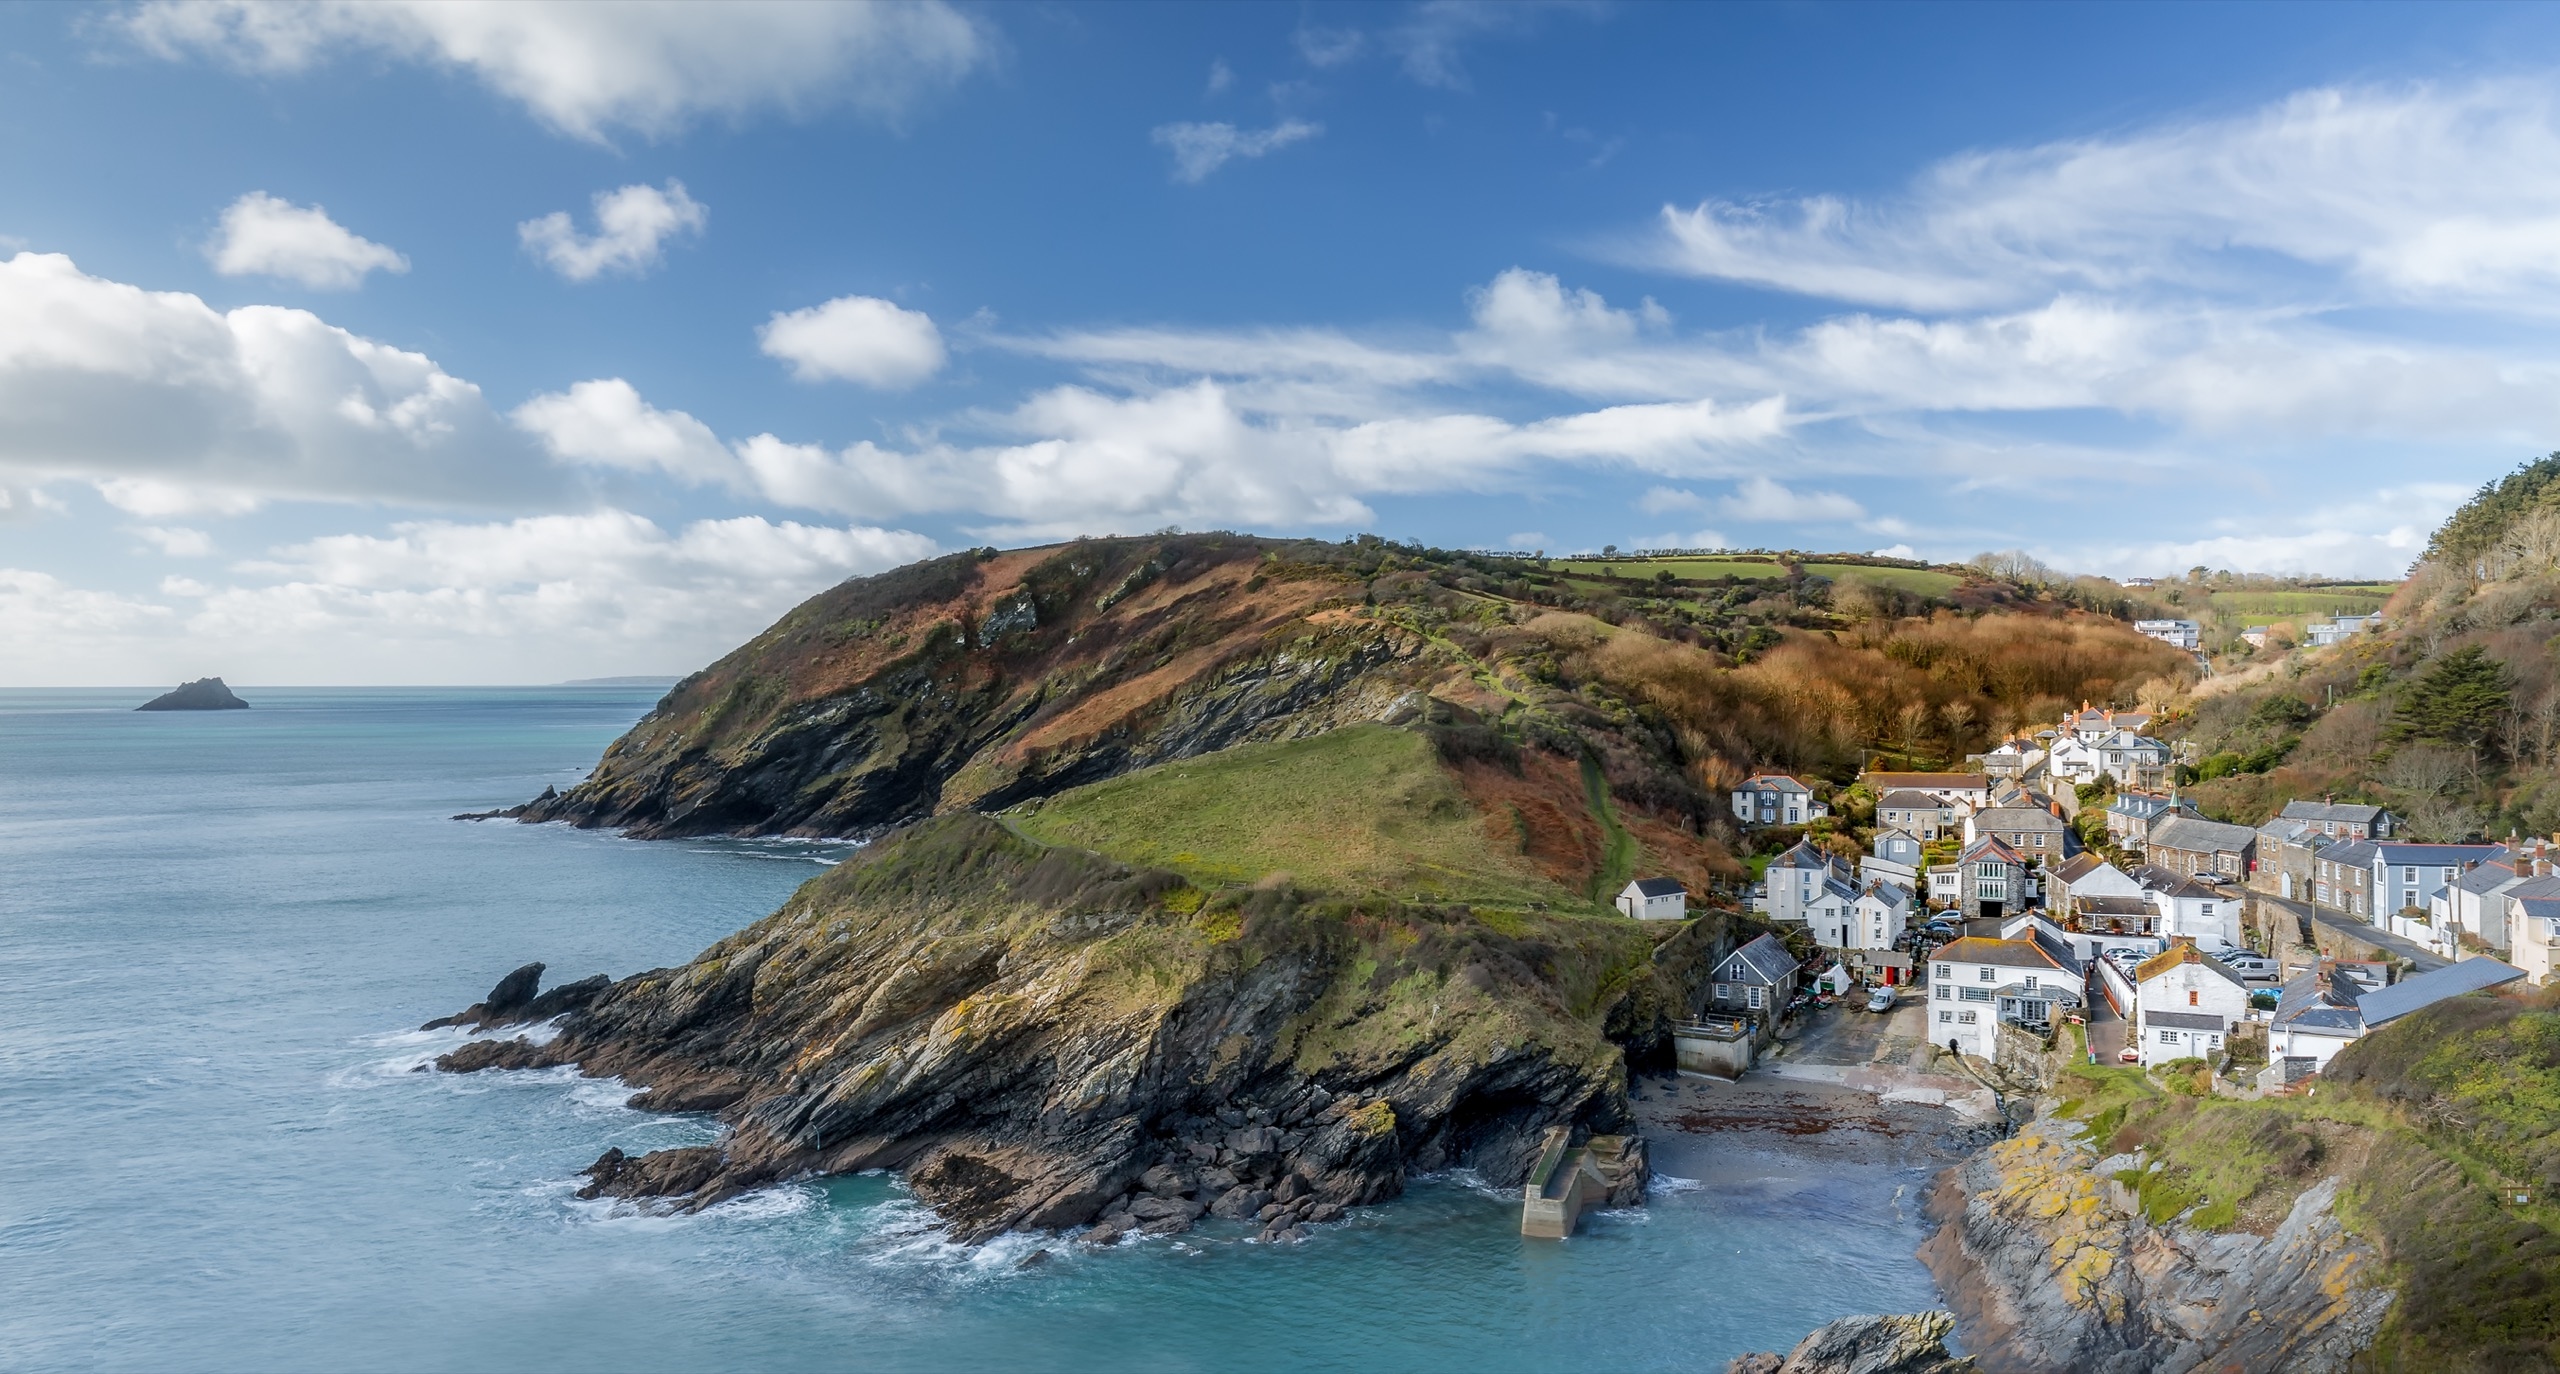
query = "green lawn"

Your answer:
(1005, 725), (1578, 908)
